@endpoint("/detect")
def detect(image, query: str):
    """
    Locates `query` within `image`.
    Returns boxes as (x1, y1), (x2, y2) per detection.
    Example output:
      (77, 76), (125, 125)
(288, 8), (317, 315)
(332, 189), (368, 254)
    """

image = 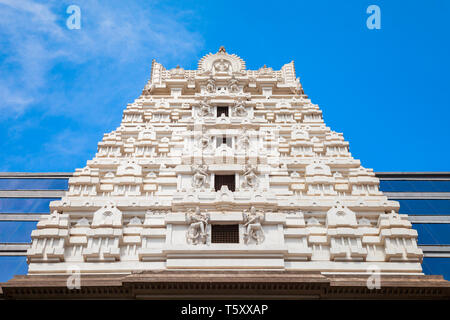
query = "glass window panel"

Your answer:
(422, 257), (450, 281)
(395, 199), (450, 215)
(0, 198), (59, 213)
(412, 224), (450, 245)
(0, 256), (28, 282)
(0, 221), (37, 242)
(0, 178), (68, 190)
(380, 180), (450, 192)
